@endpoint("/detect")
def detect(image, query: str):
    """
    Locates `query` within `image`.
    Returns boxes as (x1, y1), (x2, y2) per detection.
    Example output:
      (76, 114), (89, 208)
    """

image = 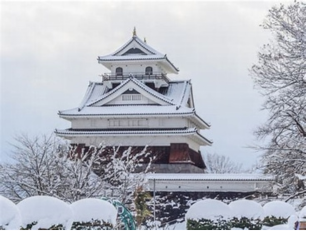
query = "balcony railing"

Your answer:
(101, 72), (169, 83)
